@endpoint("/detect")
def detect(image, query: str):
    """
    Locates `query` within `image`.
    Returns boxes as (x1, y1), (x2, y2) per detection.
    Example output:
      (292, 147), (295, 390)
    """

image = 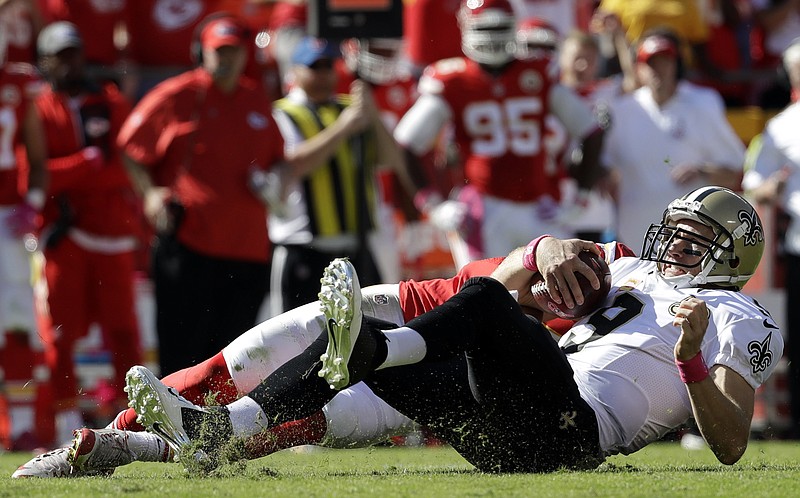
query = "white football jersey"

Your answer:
(560, 257), (783, 456)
